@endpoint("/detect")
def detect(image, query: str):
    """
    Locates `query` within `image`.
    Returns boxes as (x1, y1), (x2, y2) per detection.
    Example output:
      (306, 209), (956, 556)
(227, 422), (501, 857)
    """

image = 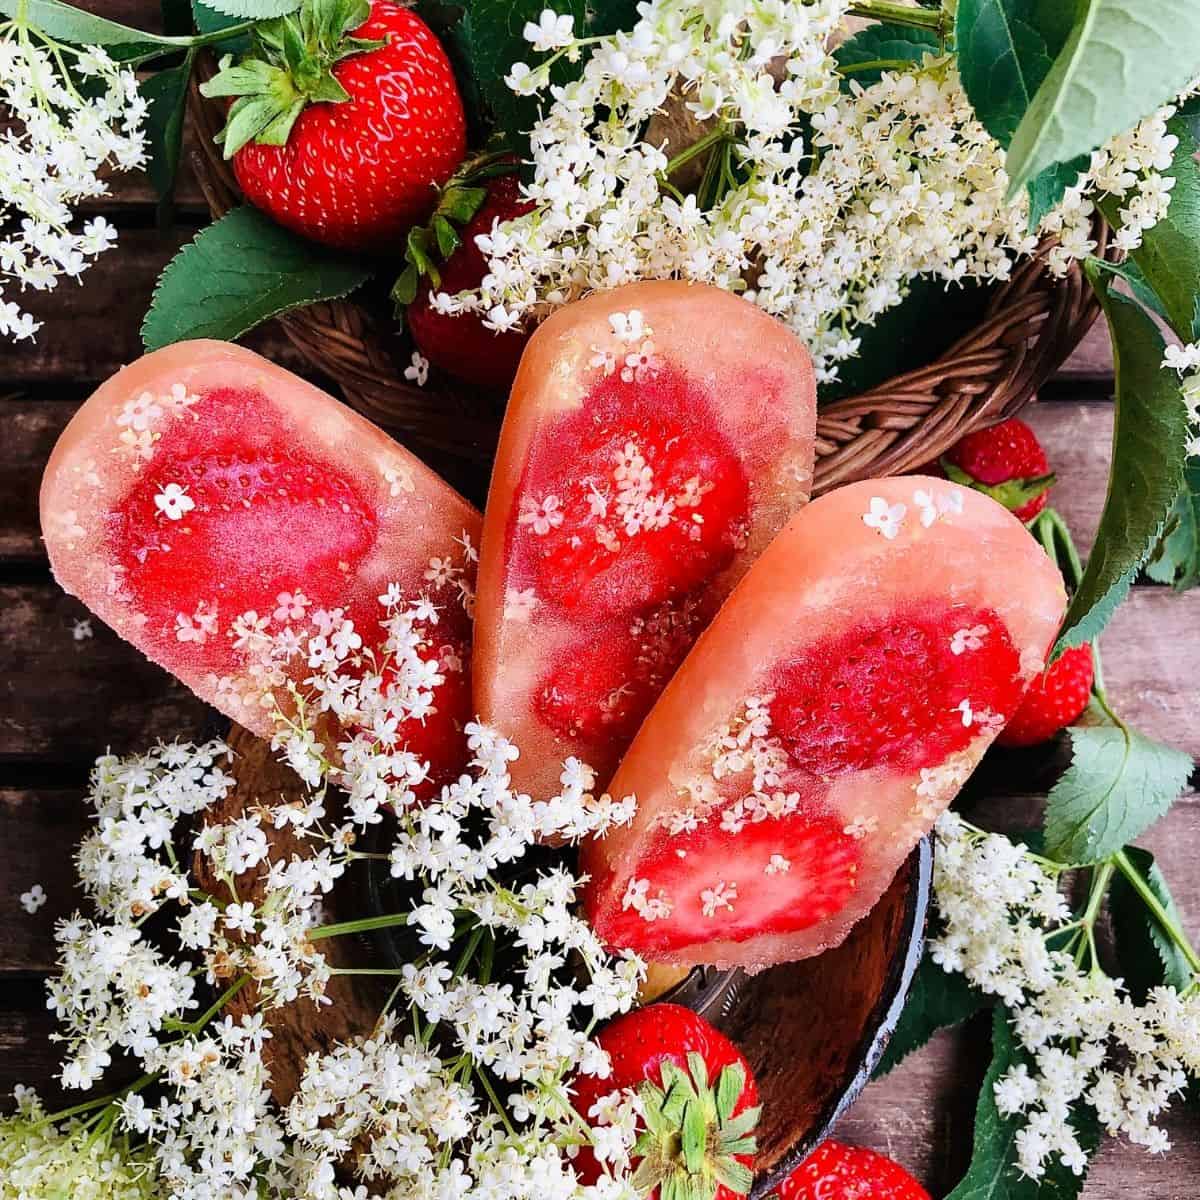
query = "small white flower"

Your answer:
(523, 9), (574, 52)
(862, 497), (907, 540)
(19, 883), (46, 914)
(71, 617), (93, 642)
(154, 482), (195, 521)
(700, 880), (738, 918)
(404, 350), (430, 386)
(764, 854), (791, 876)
